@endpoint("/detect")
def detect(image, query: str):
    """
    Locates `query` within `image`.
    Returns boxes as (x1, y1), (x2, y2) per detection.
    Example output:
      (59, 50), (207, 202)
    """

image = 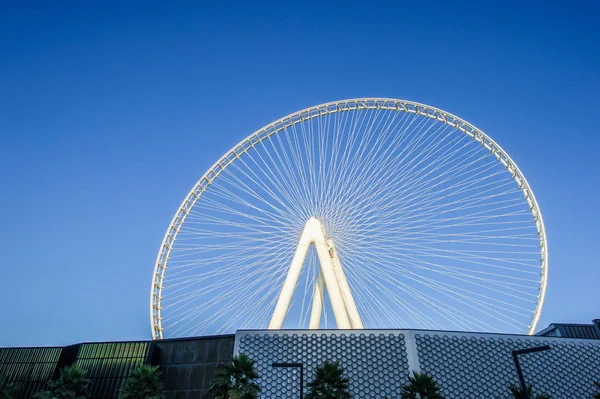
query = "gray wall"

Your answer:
(236, 329), (600, 399)
(154, 335), (235, 399)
